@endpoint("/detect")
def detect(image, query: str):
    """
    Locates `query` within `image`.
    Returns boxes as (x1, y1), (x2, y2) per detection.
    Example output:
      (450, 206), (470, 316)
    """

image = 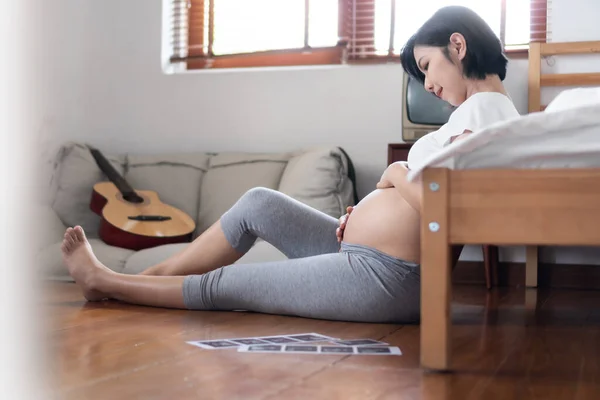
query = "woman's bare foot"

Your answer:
(61, 226), (114, 301)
